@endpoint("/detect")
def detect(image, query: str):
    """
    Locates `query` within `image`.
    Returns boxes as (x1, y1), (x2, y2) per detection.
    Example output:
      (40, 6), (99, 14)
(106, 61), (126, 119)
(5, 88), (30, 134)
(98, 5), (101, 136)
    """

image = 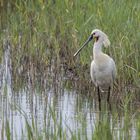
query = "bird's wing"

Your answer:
(90, 61), (97, 86)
